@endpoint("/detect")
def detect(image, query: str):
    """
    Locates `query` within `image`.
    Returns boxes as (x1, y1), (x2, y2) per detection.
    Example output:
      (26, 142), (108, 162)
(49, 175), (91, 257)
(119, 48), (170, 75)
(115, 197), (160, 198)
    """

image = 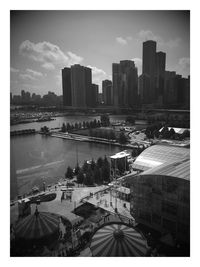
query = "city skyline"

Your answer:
(10, 10), (190, 96)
